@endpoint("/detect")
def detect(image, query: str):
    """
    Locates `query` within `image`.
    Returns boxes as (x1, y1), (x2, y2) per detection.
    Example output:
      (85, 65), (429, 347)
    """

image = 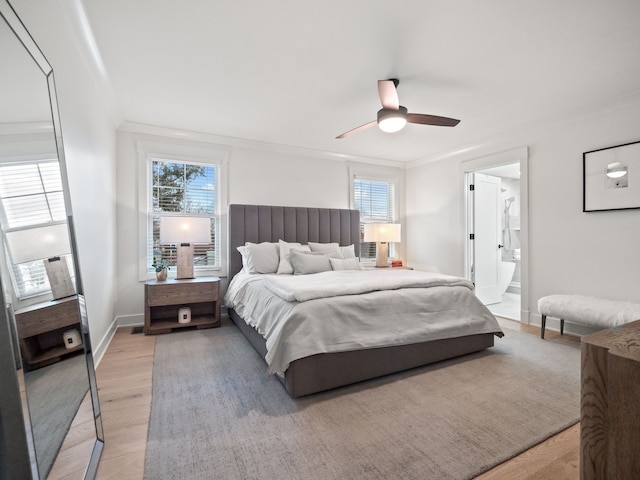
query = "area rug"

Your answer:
(144, 320), (580, 480)
(24, 353), (89, 477)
